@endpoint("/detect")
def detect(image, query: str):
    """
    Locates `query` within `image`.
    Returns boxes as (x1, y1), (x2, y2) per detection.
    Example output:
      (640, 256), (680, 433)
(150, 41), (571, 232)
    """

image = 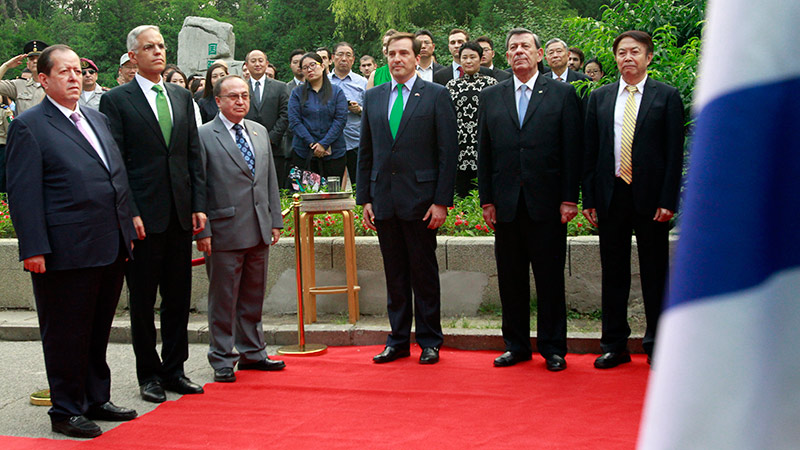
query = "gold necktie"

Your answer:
(619, 85), (638, 184)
